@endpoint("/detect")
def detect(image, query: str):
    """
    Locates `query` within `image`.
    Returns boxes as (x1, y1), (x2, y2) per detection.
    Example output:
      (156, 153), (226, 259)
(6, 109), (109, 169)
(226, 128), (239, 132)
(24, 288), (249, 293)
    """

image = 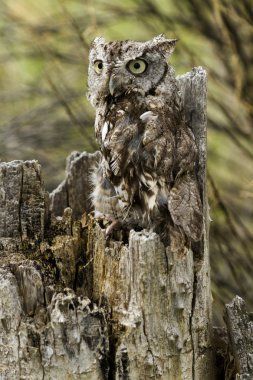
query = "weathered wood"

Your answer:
(50, 151), (100, 219)
(0, 160), (47, 242)
(85, 219), (197, 378)
(178, 67), (213, 378)
(0, 161), (108, 380)
(224, 296), (253, 379)
(0, 67), (213, 379)
(0, 265), (108, 379)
